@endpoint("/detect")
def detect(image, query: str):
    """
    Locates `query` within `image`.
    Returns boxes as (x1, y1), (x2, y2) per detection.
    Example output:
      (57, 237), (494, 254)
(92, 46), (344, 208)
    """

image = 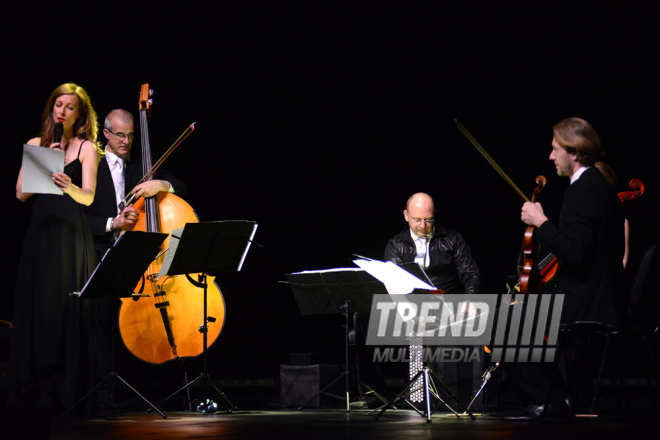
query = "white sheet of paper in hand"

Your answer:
(353, 259), (434, 294)
(21, 144), (64, 195)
